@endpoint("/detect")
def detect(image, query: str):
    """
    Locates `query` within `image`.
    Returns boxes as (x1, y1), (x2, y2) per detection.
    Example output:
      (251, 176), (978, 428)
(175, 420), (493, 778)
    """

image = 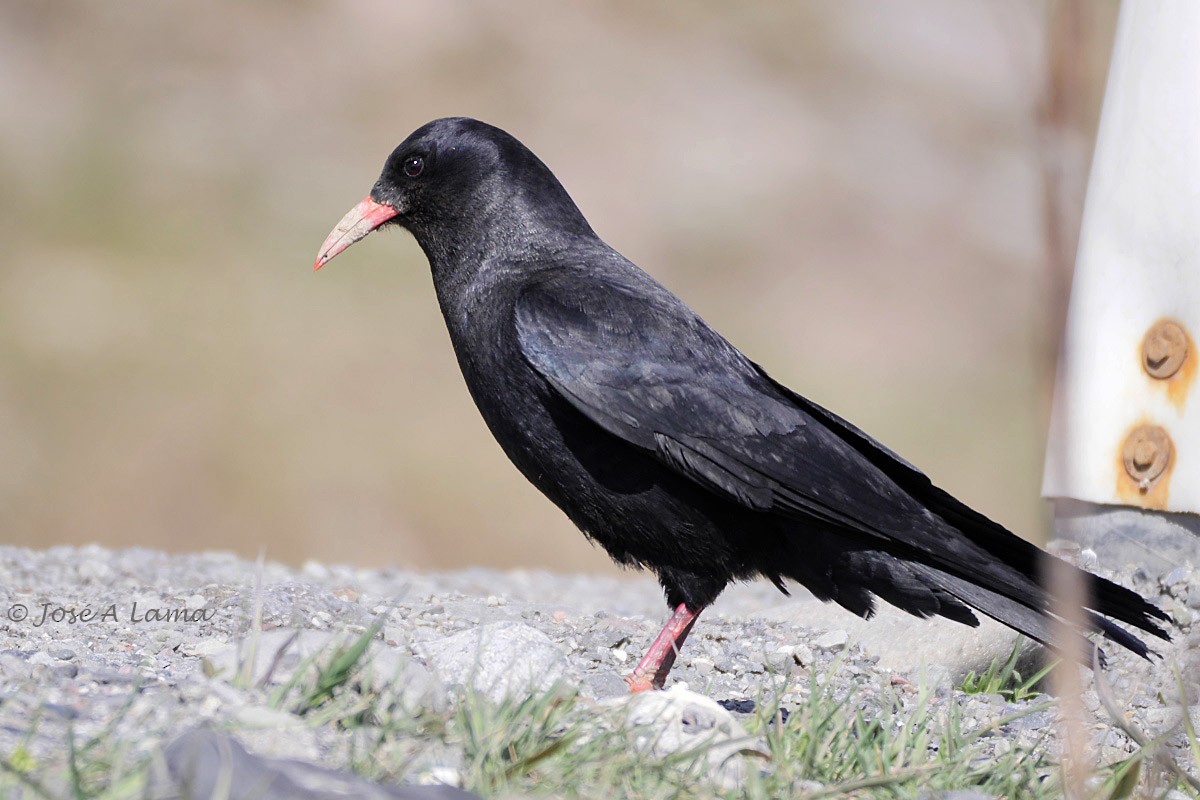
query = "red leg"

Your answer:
(626, 603), (703, 692)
